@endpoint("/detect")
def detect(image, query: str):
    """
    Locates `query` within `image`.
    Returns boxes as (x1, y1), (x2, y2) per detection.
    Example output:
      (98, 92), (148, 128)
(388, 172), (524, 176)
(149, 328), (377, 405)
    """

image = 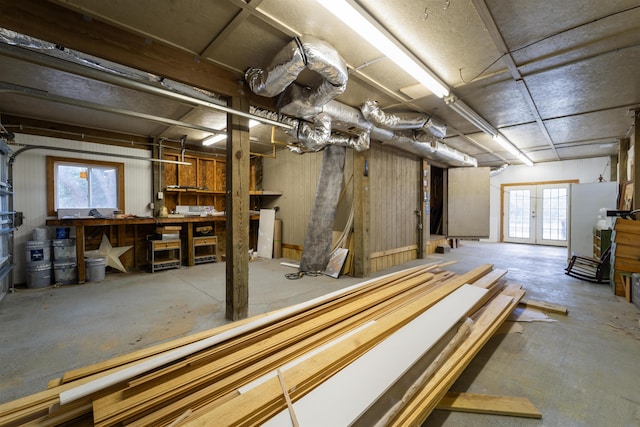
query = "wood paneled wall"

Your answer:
(368, 144), (420, 272)
(263, 145), (420, 272)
